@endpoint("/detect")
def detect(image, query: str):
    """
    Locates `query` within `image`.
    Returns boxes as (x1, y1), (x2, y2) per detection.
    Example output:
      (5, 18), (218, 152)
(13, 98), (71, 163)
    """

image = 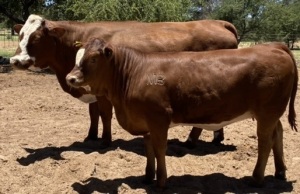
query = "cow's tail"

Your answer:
(283, 45), (298, 132)
(222, 21), (238, 47)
